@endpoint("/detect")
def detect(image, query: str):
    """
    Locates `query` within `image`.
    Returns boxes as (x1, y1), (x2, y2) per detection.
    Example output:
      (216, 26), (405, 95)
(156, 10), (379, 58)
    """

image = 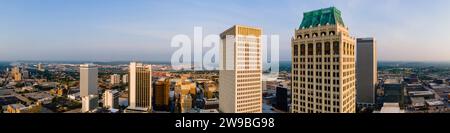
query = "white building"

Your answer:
(110, 74), (121, 85)
(82, 95), (99, 113)
(80, 64), (98, 113)
(219, 25), (262, 113)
